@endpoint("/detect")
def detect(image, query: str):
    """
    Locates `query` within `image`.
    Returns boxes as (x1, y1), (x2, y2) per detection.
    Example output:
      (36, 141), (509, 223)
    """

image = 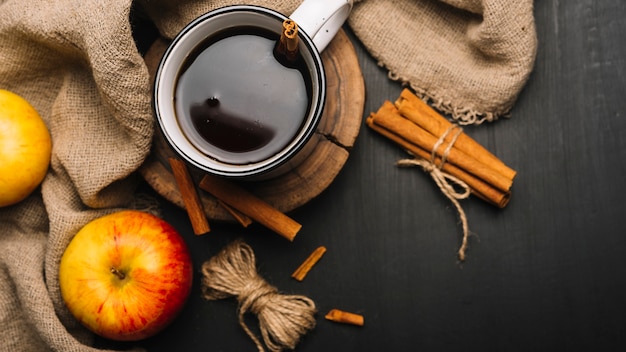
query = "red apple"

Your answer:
(59, 210), (193, 341)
